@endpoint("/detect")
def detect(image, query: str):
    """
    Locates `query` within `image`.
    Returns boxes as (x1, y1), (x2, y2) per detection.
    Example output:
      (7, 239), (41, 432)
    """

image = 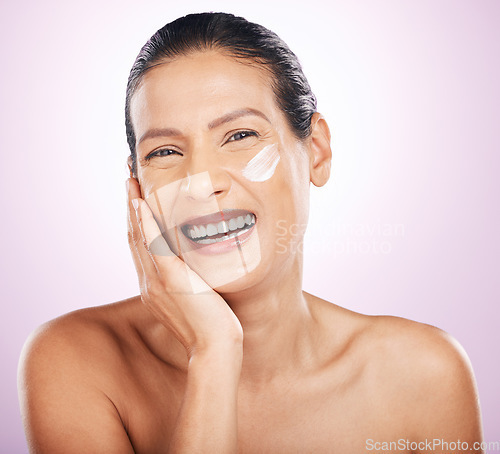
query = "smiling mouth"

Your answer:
(181, 210), (256, 245)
